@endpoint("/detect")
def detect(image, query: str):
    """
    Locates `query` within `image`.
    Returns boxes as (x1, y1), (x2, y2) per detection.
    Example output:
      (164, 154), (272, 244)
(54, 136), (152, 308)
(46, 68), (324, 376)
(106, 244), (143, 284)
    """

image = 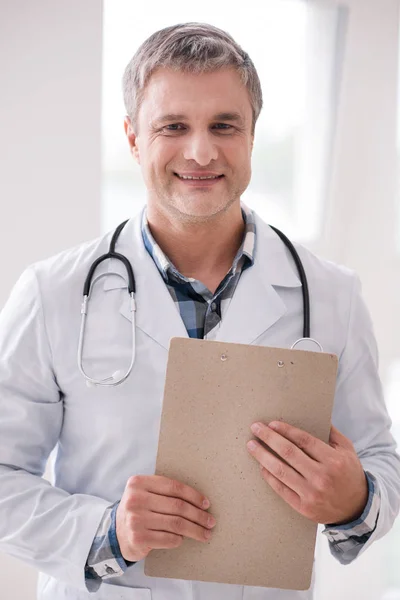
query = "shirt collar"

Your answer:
(141, 203), (256, 284)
